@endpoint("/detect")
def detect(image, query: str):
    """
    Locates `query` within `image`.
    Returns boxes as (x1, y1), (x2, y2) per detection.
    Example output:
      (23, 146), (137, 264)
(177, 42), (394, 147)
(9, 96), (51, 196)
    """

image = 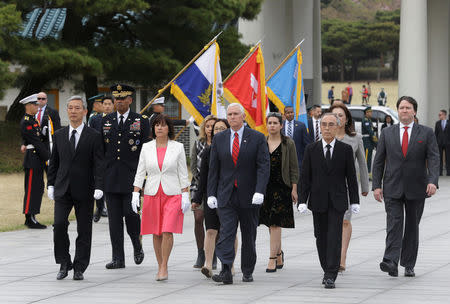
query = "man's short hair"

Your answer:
(227, 103), (245, 114)
(321, 112), (341, 126)
(67, 95), (87, 109)
(440, 109), (447, 115)
(396, 96), (418, 112)
(102, 95), (113, 103)
(311, 105), (321, 110)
